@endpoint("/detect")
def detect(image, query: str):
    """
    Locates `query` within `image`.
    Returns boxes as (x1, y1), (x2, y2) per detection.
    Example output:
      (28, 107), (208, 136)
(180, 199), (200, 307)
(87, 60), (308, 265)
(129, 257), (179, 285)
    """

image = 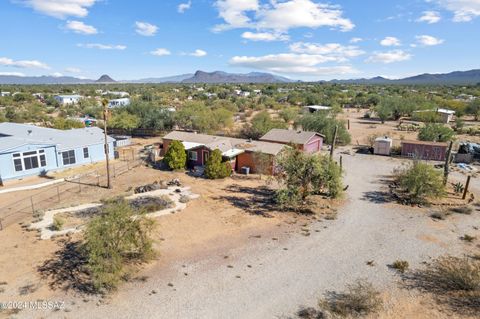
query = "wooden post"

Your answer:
(443, 141), (453, 186)
(340, 155), (343, 173)
(463, 175), (471, 200)
(97, 171), (100, 186)
(30, 196), (35, 215)
(113, 164), (116, 178)
(102, 99), (112, 189)
(330, 125), (338, 159)
(347, 119), (350, 130)
(57, 186), (60, 202)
